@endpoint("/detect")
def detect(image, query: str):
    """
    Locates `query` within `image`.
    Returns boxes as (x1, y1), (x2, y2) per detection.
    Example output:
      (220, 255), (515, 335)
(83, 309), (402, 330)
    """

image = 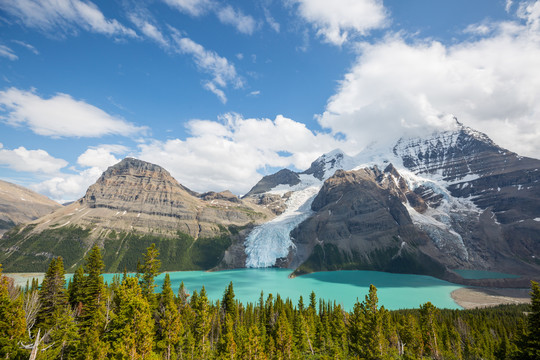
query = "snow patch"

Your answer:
(534, 218), (540, 222)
